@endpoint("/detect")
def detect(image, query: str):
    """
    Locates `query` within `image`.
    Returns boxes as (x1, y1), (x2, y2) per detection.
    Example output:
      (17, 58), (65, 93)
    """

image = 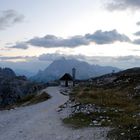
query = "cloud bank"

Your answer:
(106, 0), (140, 11)
(0, 55), (32, 61)
(0, 10), (24, 30)
(38, 54), (140, 70)
(10, 29), (130, 49)
(1, 53), (140, 72)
